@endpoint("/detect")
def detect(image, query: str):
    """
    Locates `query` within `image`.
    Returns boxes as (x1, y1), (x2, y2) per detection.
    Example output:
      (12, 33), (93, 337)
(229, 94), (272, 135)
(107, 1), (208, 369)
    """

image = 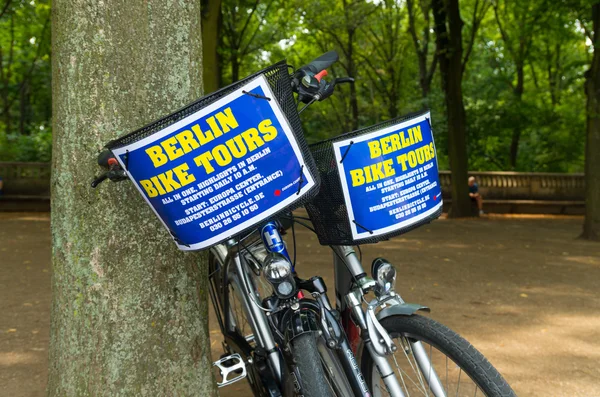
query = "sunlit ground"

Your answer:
(1, 212), (599, 396)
